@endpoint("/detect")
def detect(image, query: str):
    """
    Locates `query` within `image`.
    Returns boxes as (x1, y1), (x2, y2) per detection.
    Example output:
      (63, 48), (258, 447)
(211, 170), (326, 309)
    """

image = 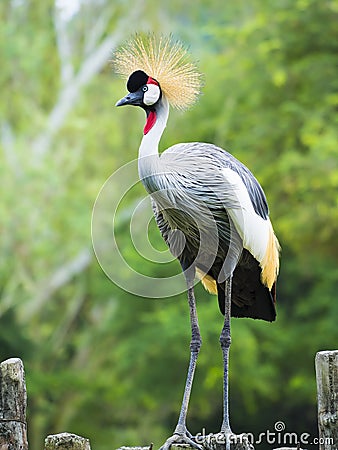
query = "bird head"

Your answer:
(115, 69), (162, 135)
(115, 70), (162, 109)
(113, 34), (202, 111)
